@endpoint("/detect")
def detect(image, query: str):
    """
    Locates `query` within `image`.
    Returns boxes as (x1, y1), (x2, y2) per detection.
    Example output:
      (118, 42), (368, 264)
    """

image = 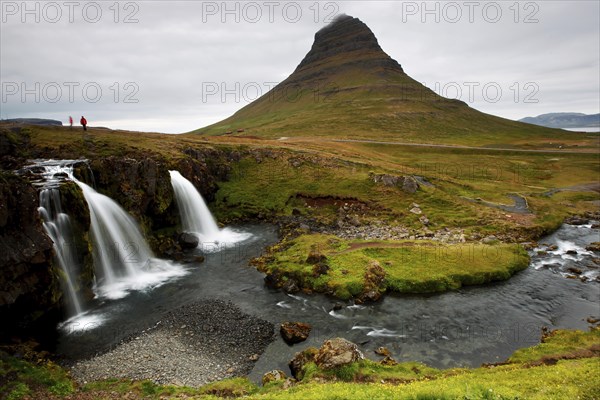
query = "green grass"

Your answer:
(247, 358), (599, 399)
(0, 351), (75, 398)
(257, 234), (529, 299)
(5, 124), (598, 243)
(2, 329), (598, 399)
